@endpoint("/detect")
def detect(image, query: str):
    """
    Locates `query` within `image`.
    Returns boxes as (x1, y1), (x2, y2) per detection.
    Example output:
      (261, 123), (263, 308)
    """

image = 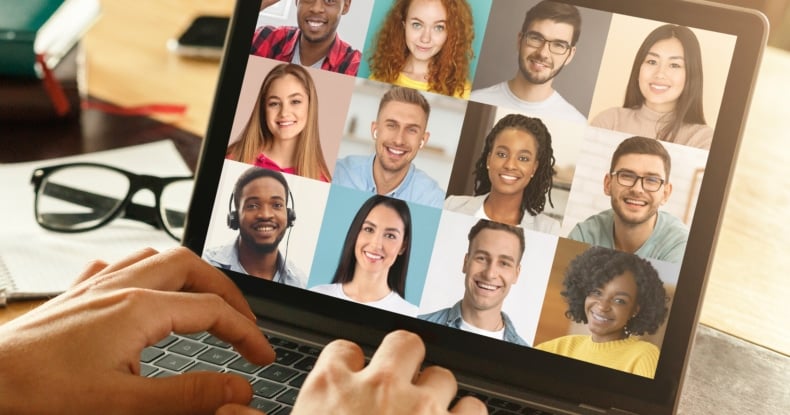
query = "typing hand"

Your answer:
(217, 330), (487, 415)
(0, 247), (275, 415)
